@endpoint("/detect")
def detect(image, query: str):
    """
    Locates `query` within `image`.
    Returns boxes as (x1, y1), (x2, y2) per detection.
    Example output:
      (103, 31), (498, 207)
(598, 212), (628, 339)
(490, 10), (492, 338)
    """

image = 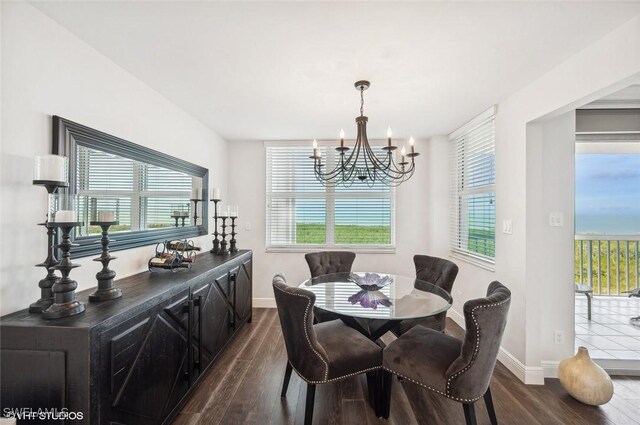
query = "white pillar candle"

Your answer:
(173, 210), (181, 216)
(98, 211), (115, 222)
(211, 188), (221, 200)
(55, 210), (77, 222)
(180, 211), (189, 217)
(35, 155), (67, 182)
(191, 188), (201, 199)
